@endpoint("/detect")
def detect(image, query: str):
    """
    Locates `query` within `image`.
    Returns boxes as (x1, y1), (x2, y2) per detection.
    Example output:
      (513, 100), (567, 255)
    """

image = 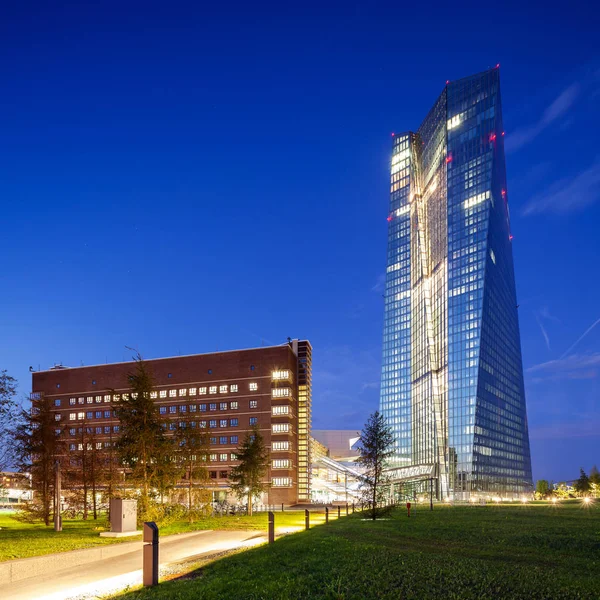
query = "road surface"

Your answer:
(5, 529), (264, 600)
